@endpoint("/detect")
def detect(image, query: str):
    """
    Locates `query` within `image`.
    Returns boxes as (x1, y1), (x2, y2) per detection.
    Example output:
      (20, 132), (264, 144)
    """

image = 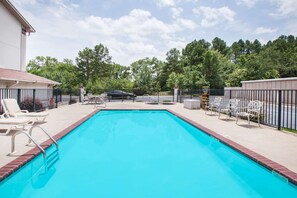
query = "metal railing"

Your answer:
(224, 89), (297, 130)
(1, 88), (295, 131)
(179, 88), (296, 131)
(0, 88), (54, 114)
